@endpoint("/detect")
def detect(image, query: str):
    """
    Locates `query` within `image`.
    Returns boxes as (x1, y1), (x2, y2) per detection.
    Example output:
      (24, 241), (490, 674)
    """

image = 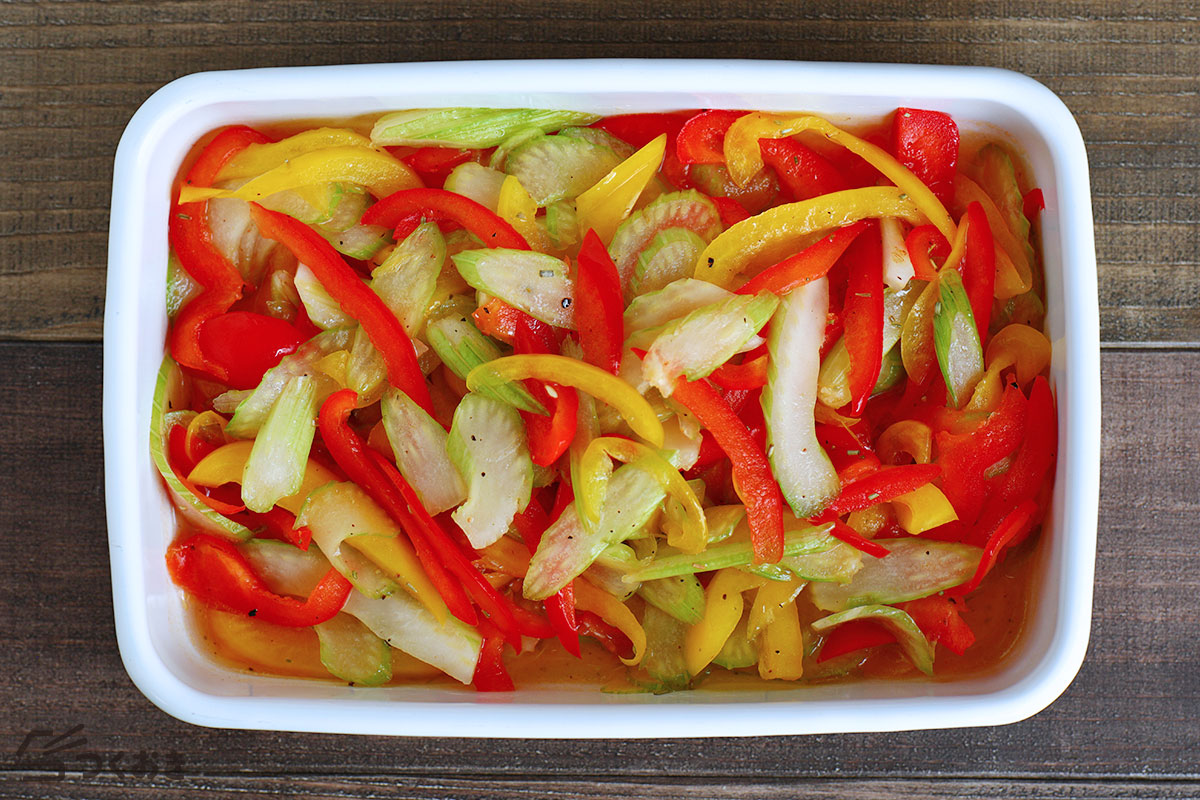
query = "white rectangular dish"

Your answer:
(104, 59), (1099, 737)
